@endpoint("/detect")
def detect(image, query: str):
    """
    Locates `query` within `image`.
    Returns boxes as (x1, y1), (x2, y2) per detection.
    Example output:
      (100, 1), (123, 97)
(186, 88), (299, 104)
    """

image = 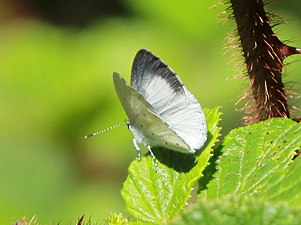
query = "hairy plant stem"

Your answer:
(230, 0), (301, 123)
